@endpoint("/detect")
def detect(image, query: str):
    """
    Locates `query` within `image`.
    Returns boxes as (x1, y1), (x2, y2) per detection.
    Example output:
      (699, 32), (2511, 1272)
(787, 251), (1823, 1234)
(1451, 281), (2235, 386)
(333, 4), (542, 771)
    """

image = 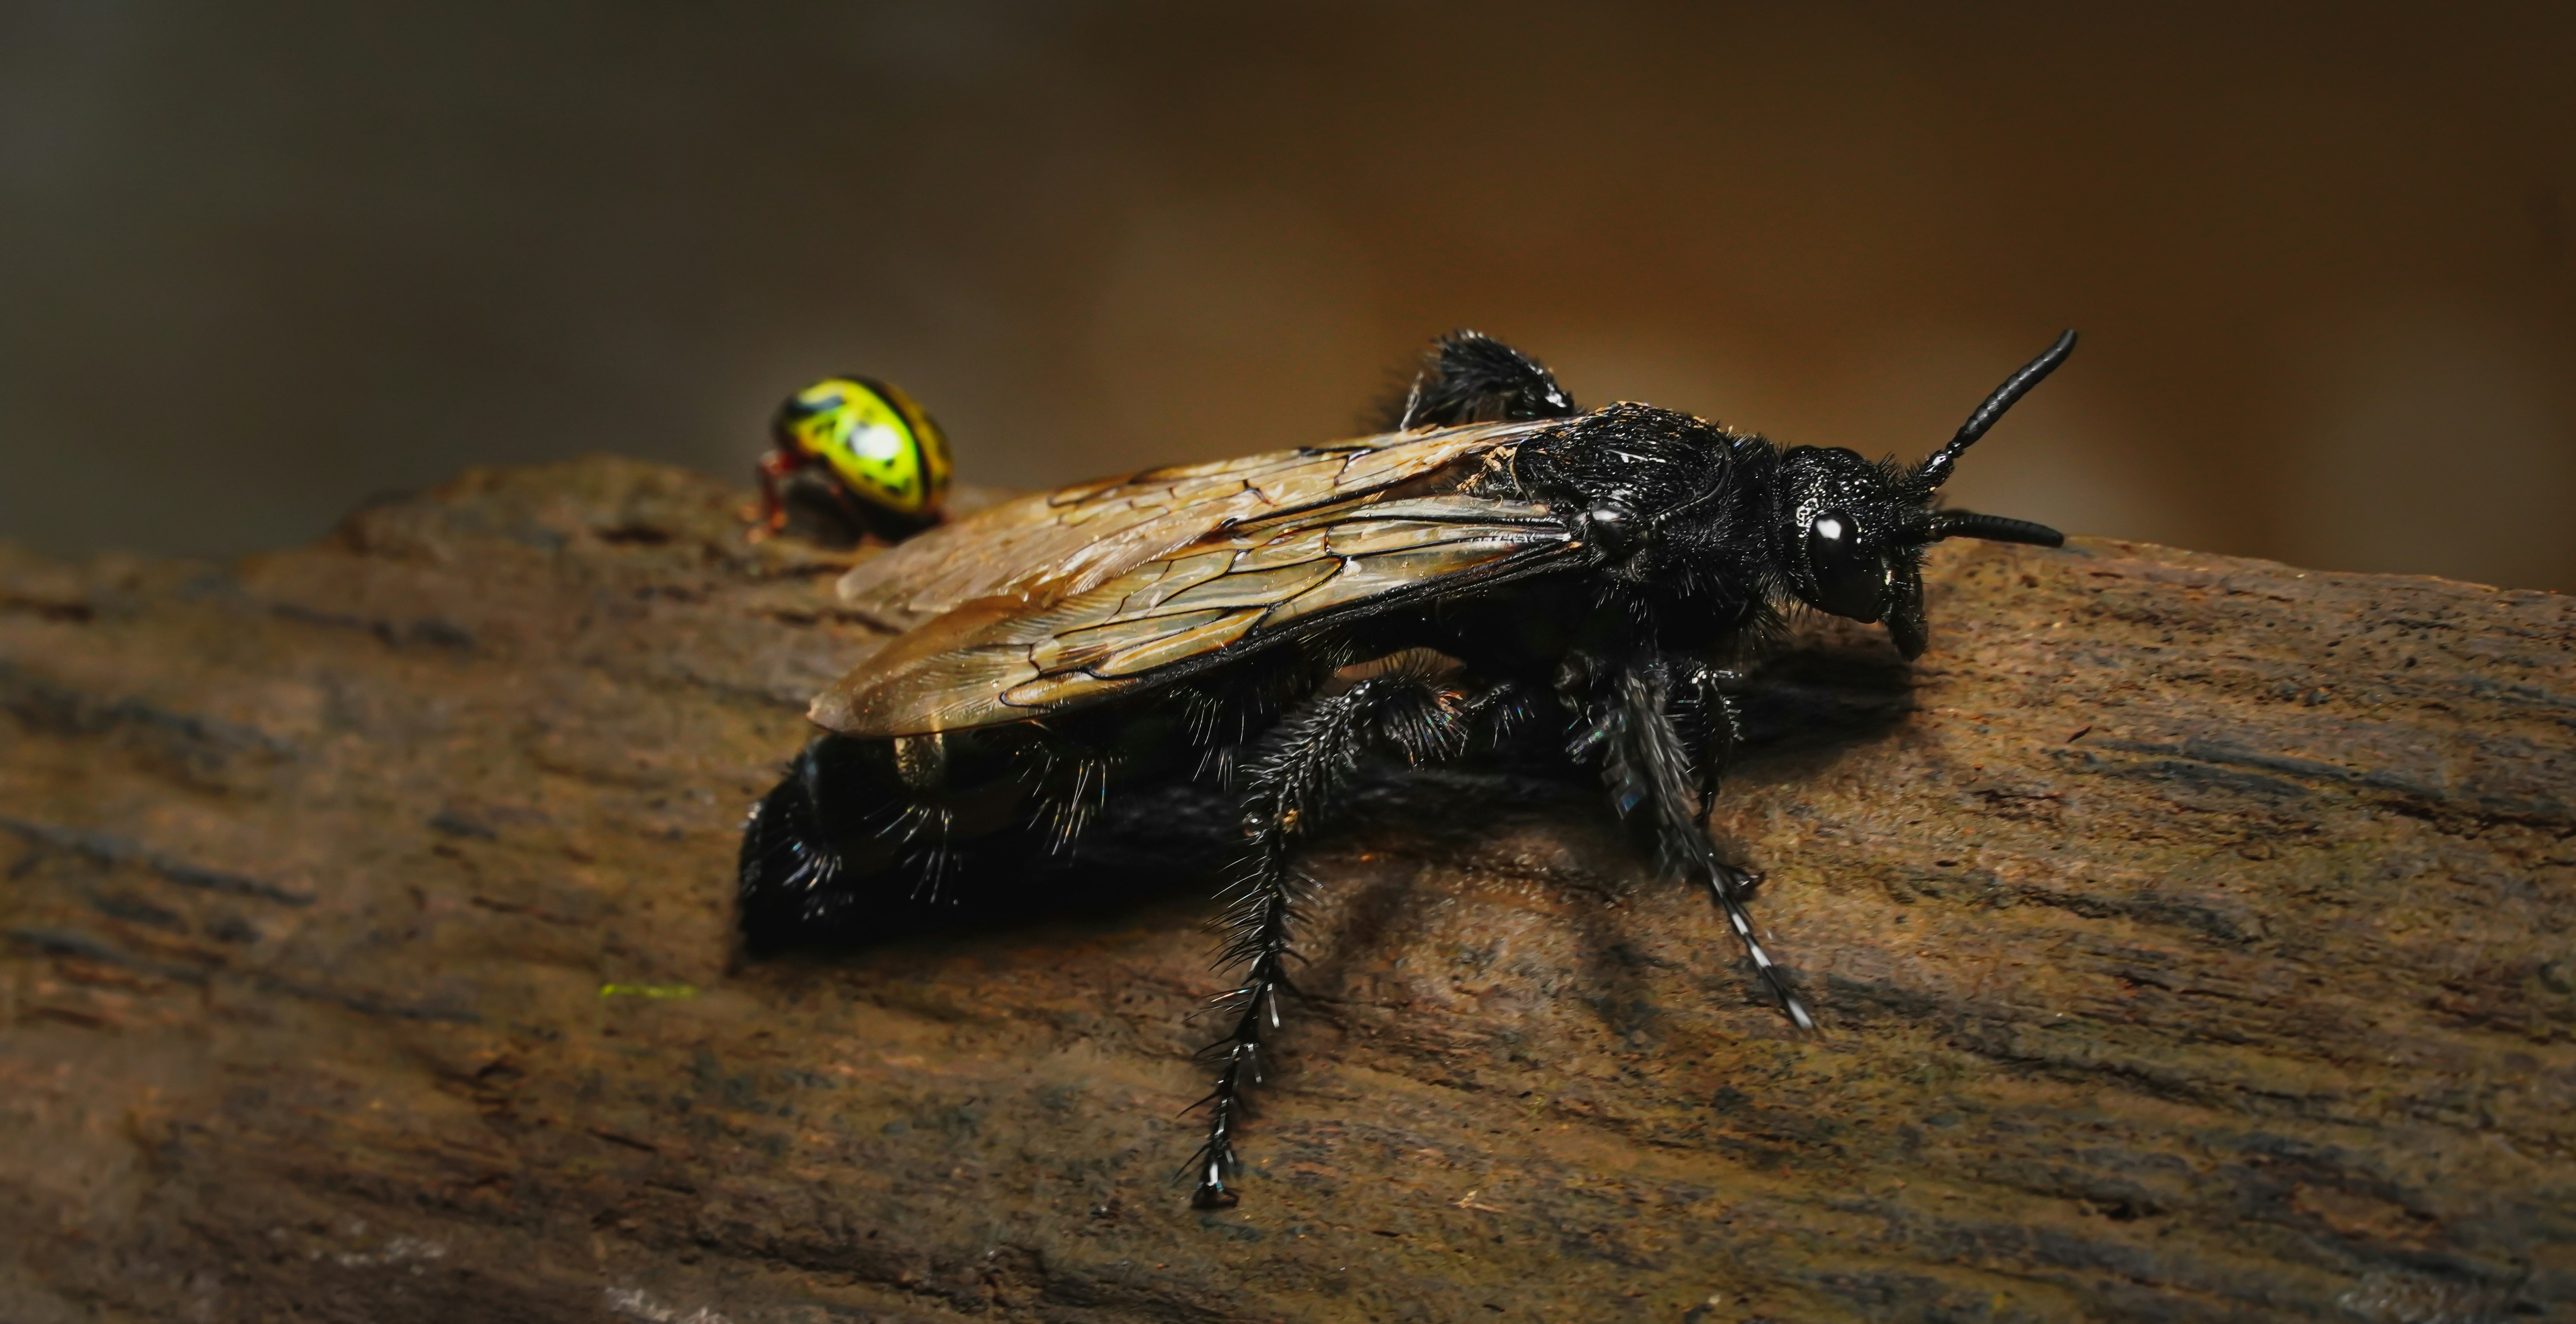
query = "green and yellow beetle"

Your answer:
(755, 376), (954, 543)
